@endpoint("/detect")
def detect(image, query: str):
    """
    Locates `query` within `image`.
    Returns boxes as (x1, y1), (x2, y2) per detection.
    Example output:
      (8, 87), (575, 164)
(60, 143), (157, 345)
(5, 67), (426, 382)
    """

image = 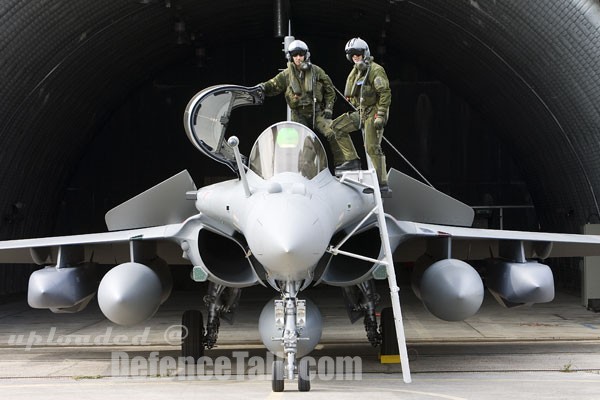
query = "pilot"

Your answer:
(298, 135), (319, 179)
(330, 37), (392, 194)
(259, 39), (359, 170)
